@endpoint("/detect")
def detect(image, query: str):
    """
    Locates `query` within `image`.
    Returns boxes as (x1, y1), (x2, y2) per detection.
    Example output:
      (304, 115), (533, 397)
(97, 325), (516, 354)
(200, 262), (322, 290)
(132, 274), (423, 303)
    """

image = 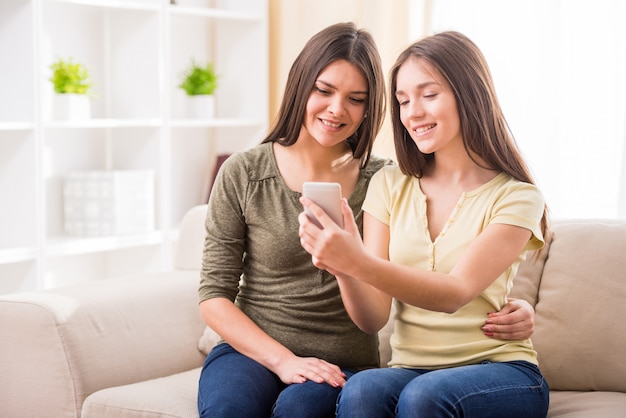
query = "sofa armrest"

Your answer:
(0, 271), (206, 418)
